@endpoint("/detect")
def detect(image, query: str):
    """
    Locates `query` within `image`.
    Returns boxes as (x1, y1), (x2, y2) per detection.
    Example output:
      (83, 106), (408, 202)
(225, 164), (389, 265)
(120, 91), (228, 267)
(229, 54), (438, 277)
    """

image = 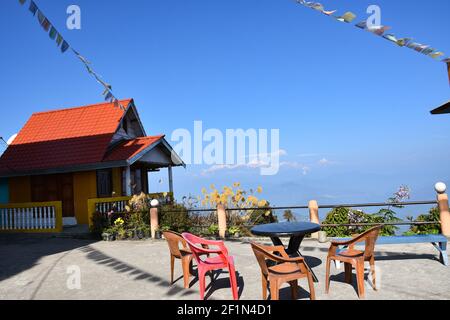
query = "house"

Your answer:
(0, 99), (184, 227)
